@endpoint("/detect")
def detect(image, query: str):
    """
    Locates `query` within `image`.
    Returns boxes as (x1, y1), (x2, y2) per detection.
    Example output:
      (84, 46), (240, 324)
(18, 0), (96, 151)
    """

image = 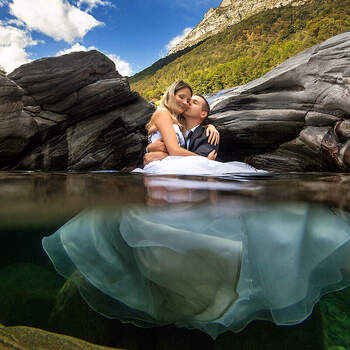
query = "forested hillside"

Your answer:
(129, 0), (350, 100)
